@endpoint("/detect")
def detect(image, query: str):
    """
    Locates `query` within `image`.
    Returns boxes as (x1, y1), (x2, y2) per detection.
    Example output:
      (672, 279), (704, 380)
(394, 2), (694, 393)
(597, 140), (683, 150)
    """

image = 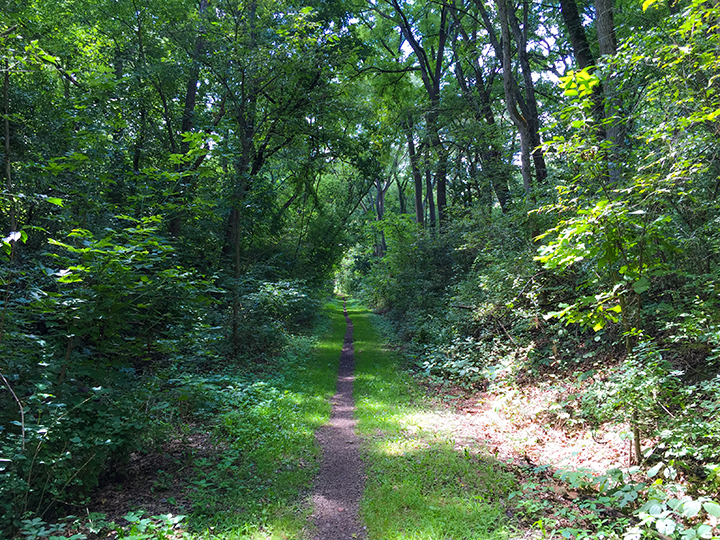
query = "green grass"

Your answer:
(351, 305), (519, 540)
(182, 300), (347, 539)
